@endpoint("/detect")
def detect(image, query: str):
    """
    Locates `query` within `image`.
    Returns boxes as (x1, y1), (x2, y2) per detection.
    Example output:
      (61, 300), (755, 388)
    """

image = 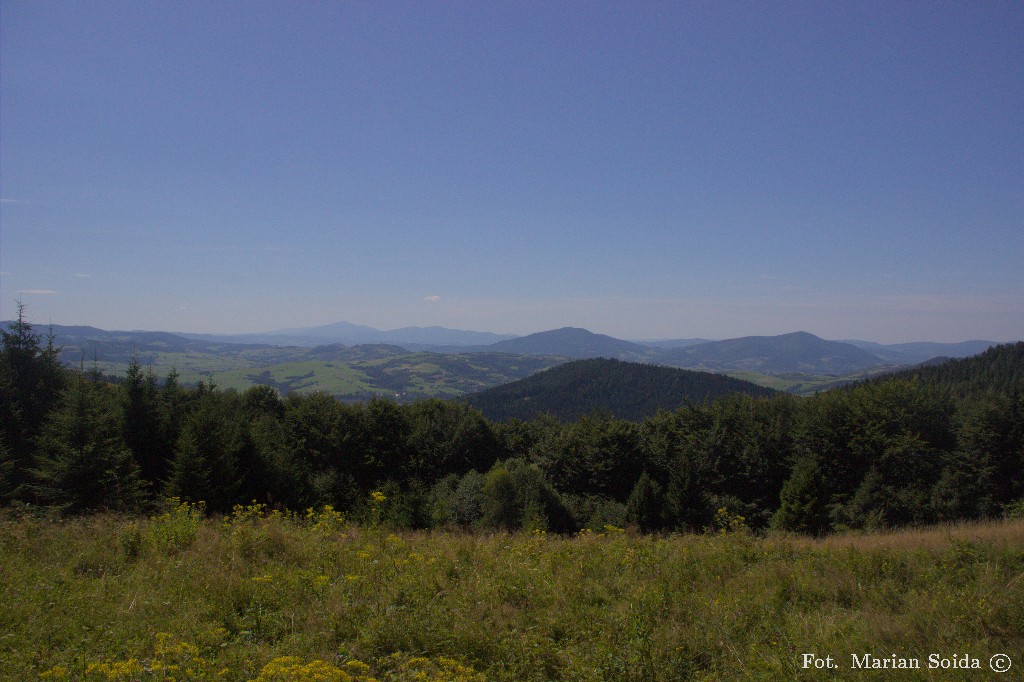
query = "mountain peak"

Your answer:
(465, 357), (775, 422)
(664, 332), (886, 375)
(487, 327), (651, 360)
